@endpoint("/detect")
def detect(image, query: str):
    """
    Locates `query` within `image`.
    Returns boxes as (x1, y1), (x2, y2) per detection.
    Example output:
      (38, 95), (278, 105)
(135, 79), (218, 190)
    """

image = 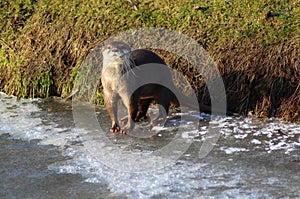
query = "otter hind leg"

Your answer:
(119, 98), (152, 125)
(152, 91), (171, 126)
(136, 98), (153, 122)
